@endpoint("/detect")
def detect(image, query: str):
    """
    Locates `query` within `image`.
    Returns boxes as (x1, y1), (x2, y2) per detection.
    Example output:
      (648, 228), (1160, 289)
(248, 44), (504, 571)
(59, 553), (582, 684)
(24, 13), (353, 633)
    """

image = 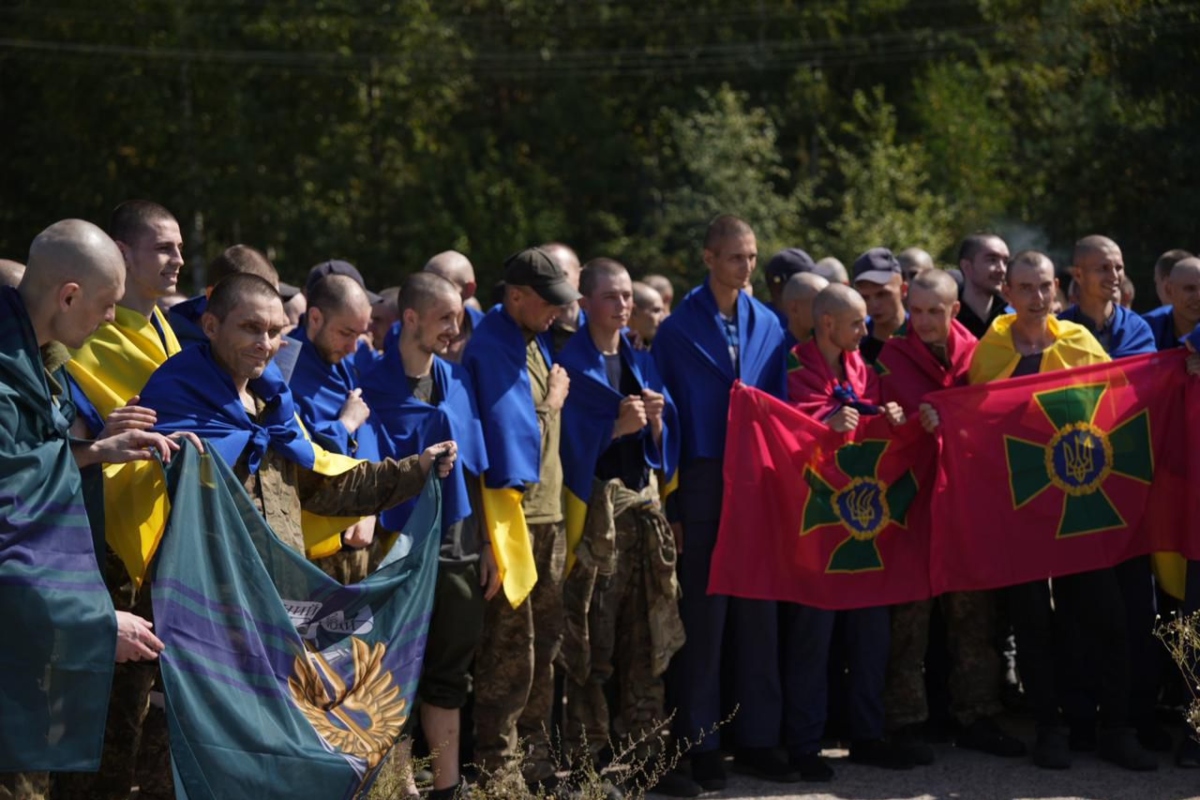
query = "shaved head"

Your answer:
(898, 247), (935, 279)
(1072, 235), (1120, 265)
(308, 274), (371, 317)
(812, 283), (866, 321)
(208, 244), (279, 288)
(423, 251), (477, 298)
(1170, 257), (1200, 282)
(703, 215), (754, 252)
(542, 243), (582, 289)
(0, 259), (25, 288)
(782, 272), (828, 305)
(632, 281), (661, 309)
(908, 268), (959, 304)
(815, 257), (850, 285)
(401, 271), (462, 315)
(21, 219), (126, 347)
